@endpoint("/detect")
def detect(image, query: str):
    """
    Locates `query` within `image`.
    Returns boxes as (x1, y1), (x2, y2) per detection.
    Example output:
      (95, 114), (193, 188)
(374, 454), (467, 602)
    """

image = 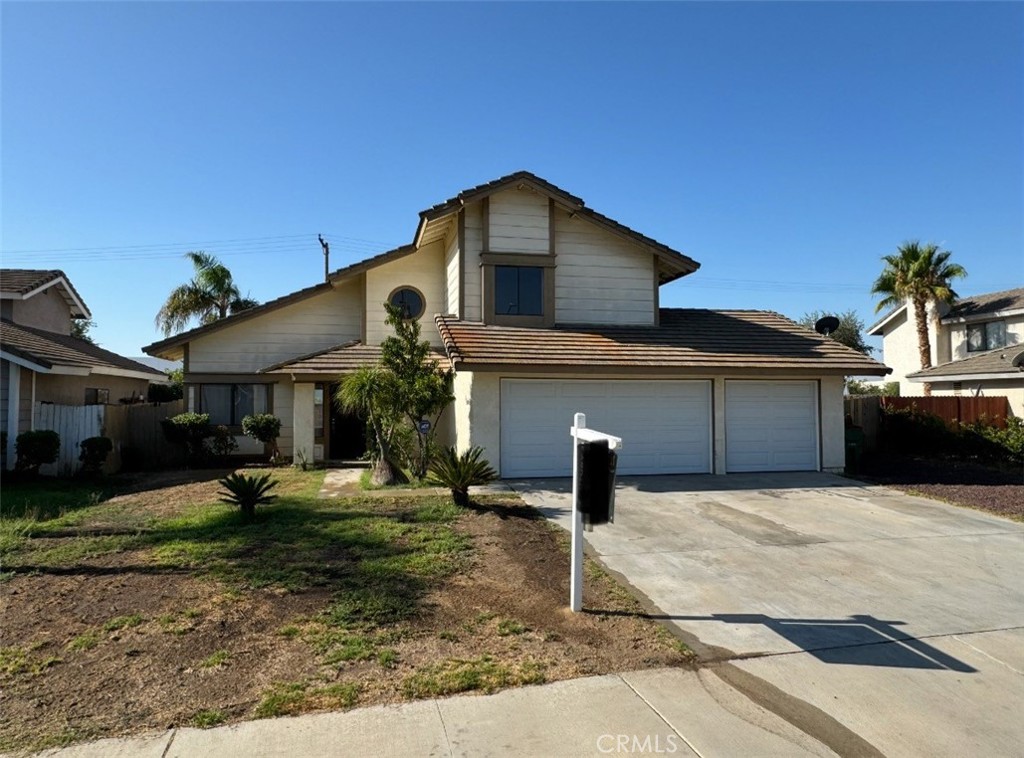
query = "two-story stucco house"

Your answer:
(1, 269), (165, 468)
(143, 172), (888, 476)
(868, 287), (1024, 415)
